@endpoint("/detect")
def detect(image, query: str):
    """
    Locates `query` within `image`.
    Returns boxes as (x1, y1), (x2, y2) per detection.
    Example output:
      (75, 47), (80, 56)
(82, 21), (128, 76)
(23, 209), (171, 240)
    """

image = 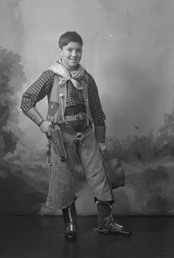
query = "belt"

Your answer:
(65, 112), (87, 122)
